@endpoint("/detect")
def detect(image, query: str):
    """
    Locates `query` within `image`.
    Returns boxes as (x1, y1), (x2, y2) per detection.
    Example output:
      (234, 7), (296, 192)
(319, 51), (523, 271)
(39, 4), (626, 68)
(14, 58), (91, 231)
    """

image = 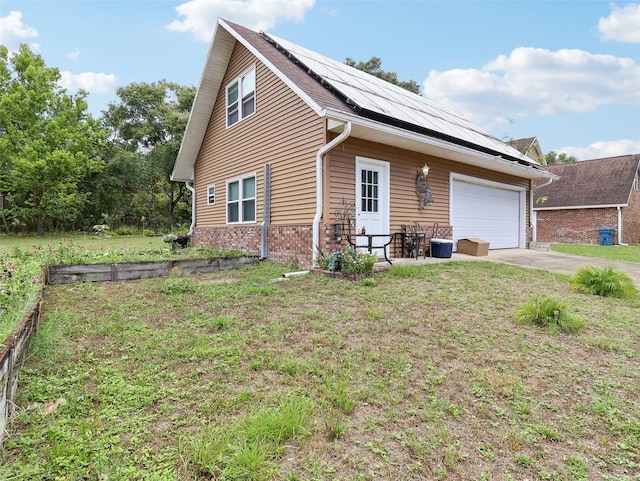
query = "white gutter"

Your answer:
(312, 121), (352, 265)
(185, 182), (196, 236)
(531, 177), (554, 242)
(617, 206), (628, 245)
(535, 203), (628, 211)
